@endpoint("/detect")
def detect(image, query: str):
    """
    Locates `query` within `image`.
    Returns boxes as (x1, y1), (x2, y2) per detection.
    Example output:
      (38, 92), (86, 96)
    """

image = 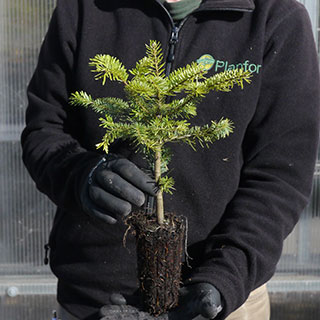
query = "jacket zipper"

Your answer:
(154, 1), (187, 76)
(165, 23), (185, 76)
(155, 0), (254, 76)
